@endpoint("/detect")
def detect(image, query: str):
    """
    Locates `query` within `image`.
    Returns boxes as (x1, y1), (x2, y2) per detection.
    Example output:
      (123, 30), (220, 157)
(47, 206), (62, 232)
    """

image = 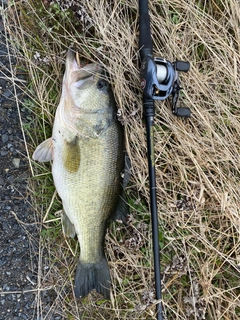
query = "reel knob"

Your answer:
(175, 107), (191, 117)
(175, 61), (190, 73)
